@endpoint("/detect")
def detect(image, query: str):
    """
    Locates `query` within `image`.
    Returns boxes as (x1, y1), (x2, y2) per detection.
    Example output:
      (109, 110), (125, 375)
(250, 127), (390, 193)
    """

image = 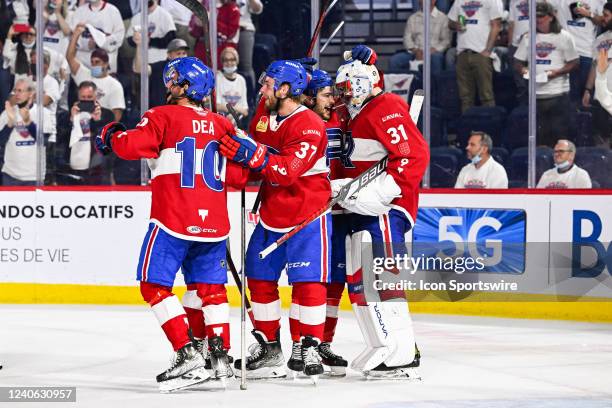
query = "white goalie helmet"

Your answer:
(335, 59), (380, 118)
